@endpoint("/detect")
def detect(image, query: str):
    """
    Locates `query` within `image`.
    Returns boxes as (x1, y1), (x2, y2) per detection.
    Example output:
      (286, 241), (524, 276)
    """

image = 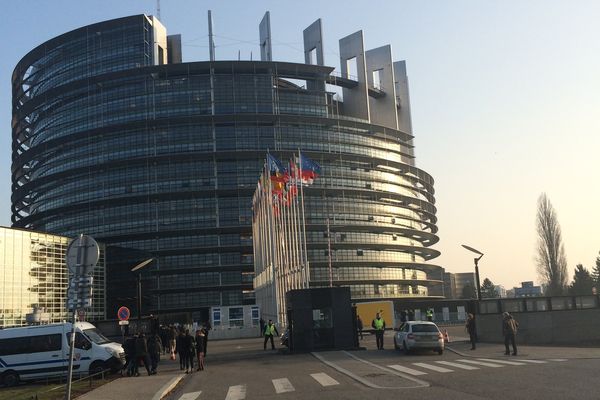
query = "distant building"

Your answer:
(442, 272), (476, 299)
(514, 281), (542, 297)
(494, 284), (506, 298)
(0, 227), (106, 327)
